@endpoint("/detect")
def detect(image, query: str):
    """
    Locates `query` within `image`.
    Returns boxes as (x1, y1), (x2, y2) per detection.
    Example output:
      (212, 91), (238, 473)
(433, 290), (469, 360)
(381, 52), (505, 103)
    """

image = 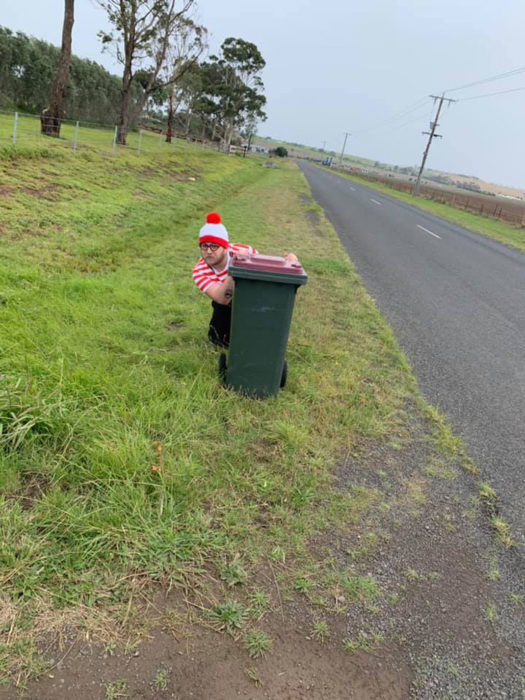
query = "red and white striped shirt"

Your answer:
(192, 243), (257, 294)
